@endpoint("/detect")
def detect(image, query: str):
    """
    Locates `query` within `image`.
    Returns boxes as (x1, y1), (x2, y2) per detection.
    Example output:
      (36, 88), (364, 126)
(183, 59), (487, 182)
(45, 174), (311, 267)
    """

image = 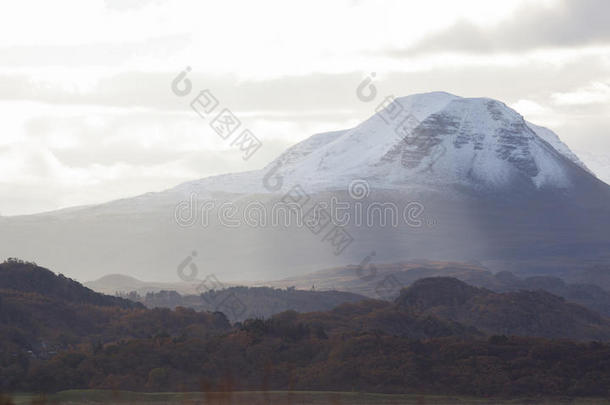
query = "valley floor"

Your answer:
(4, 390), (610, 405)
